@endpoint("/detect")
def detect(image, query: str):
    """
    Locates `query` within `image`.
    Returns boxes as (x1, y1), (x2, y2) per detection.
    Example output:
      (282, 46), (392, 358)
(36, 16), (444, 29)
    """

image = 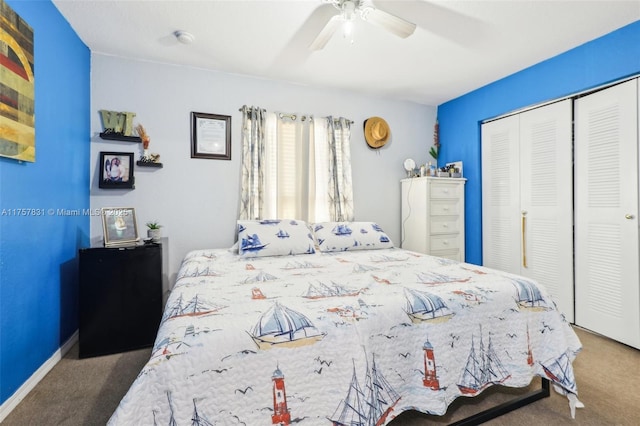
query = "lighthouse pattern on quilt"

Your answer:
(271, 366), (291, 425)
(422, 339), (440, 390)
